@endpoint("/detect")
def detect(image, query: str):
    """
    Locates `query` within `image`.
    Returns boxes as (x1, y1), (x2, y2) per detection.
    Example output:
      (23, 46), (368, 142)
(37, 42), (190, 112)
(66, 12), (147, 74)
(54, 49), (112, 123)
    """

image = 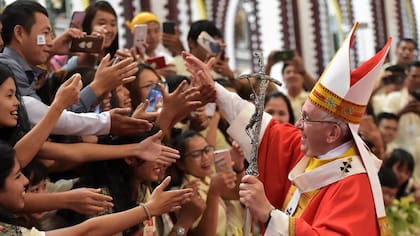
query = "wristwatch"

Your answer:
(173, 226), (186, 236)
